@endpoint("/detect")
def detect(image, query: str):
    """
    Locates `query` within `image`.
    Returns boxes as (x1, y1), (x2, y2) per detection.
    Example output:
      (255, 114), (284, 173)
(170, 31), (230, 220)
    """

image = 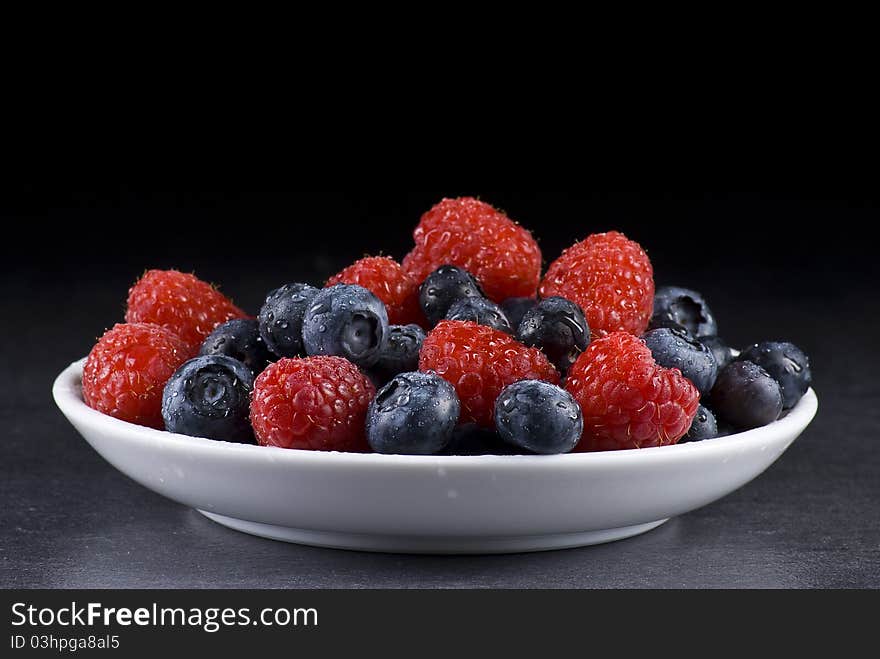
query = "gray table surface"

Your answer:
(2, 266), (878, 588)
